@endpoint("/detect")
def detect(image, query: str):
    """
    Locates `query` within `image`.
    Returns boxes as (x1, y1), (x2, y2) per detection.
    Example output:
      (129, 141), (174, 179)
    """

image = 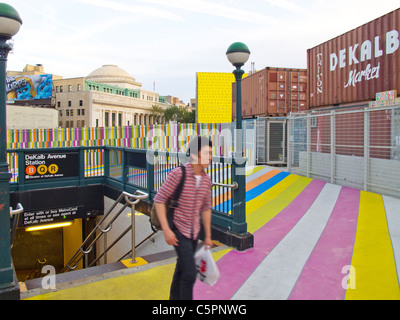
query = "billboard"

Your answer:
(6, 74), (53, 105)
(197, 72), (246, 123)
